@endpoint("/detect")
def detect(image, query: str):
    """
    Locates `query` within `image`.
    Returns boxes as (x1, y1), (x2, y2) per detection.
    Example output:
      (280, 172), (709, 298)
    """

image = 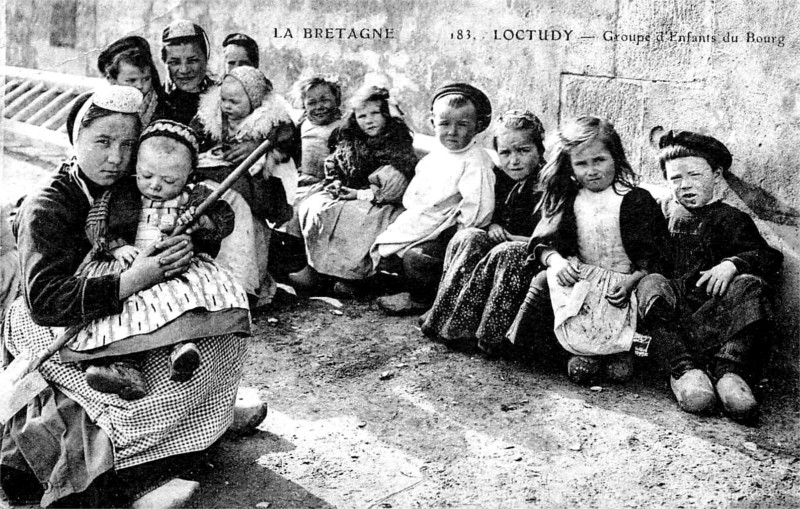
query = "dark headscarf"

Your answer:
(658, 130), (733, 175)
(223, 33), (259, 68)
